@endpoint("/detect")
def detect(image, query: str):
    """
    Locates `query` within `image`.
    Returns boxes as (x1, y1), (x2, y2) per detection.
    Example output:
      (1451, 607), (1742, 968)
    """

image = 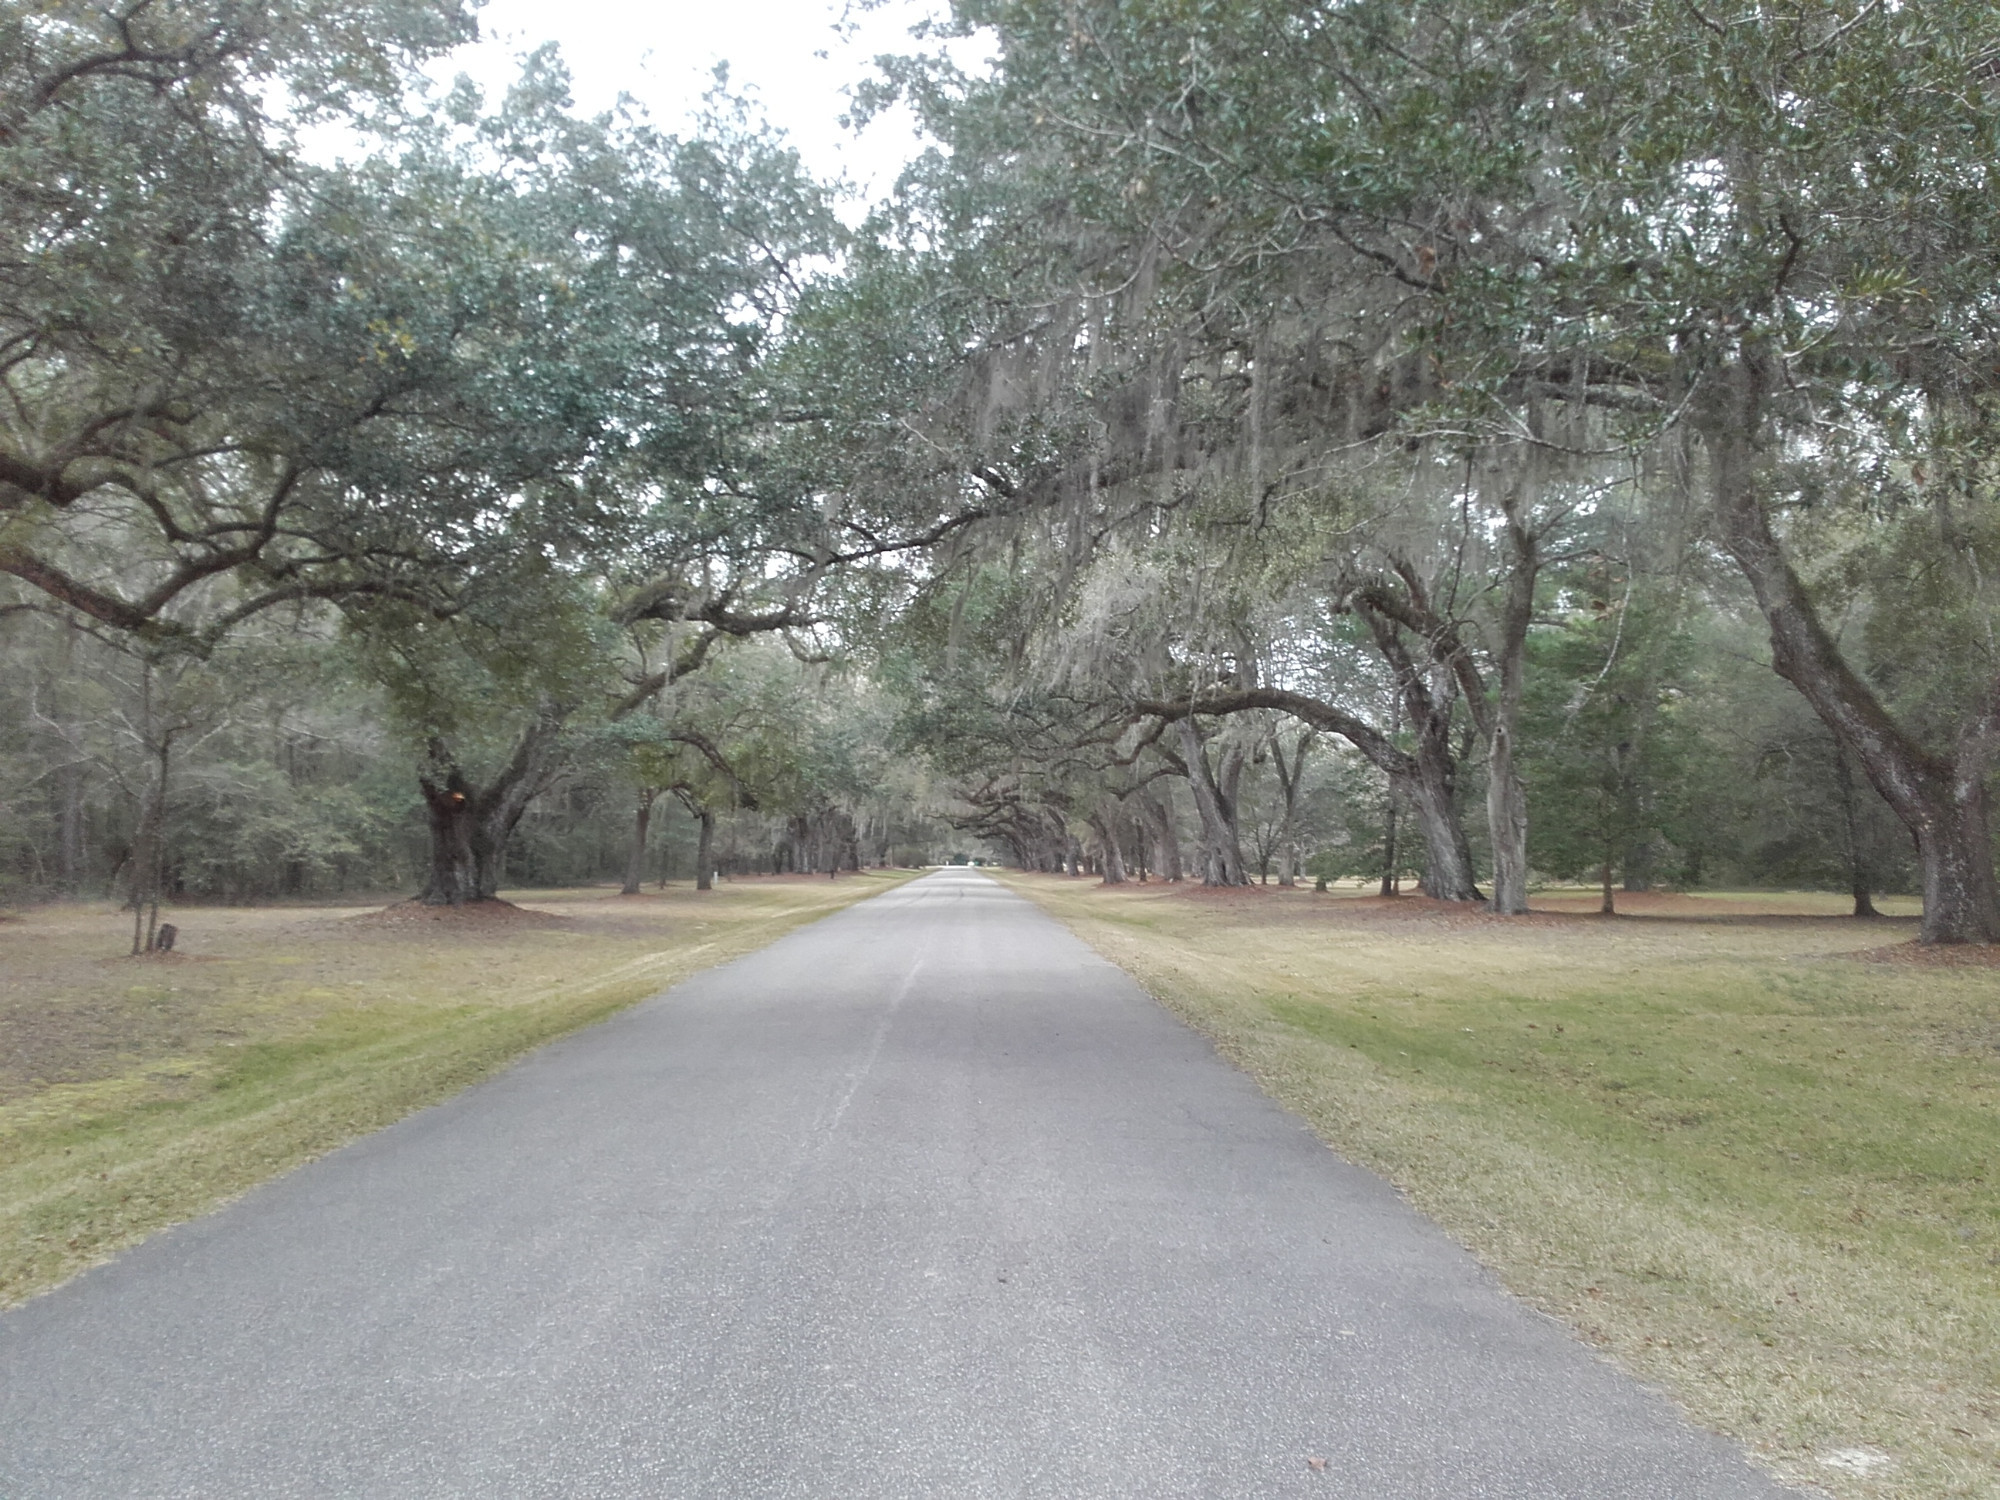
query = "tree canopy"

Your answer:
(7, 0), (2000, 942)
